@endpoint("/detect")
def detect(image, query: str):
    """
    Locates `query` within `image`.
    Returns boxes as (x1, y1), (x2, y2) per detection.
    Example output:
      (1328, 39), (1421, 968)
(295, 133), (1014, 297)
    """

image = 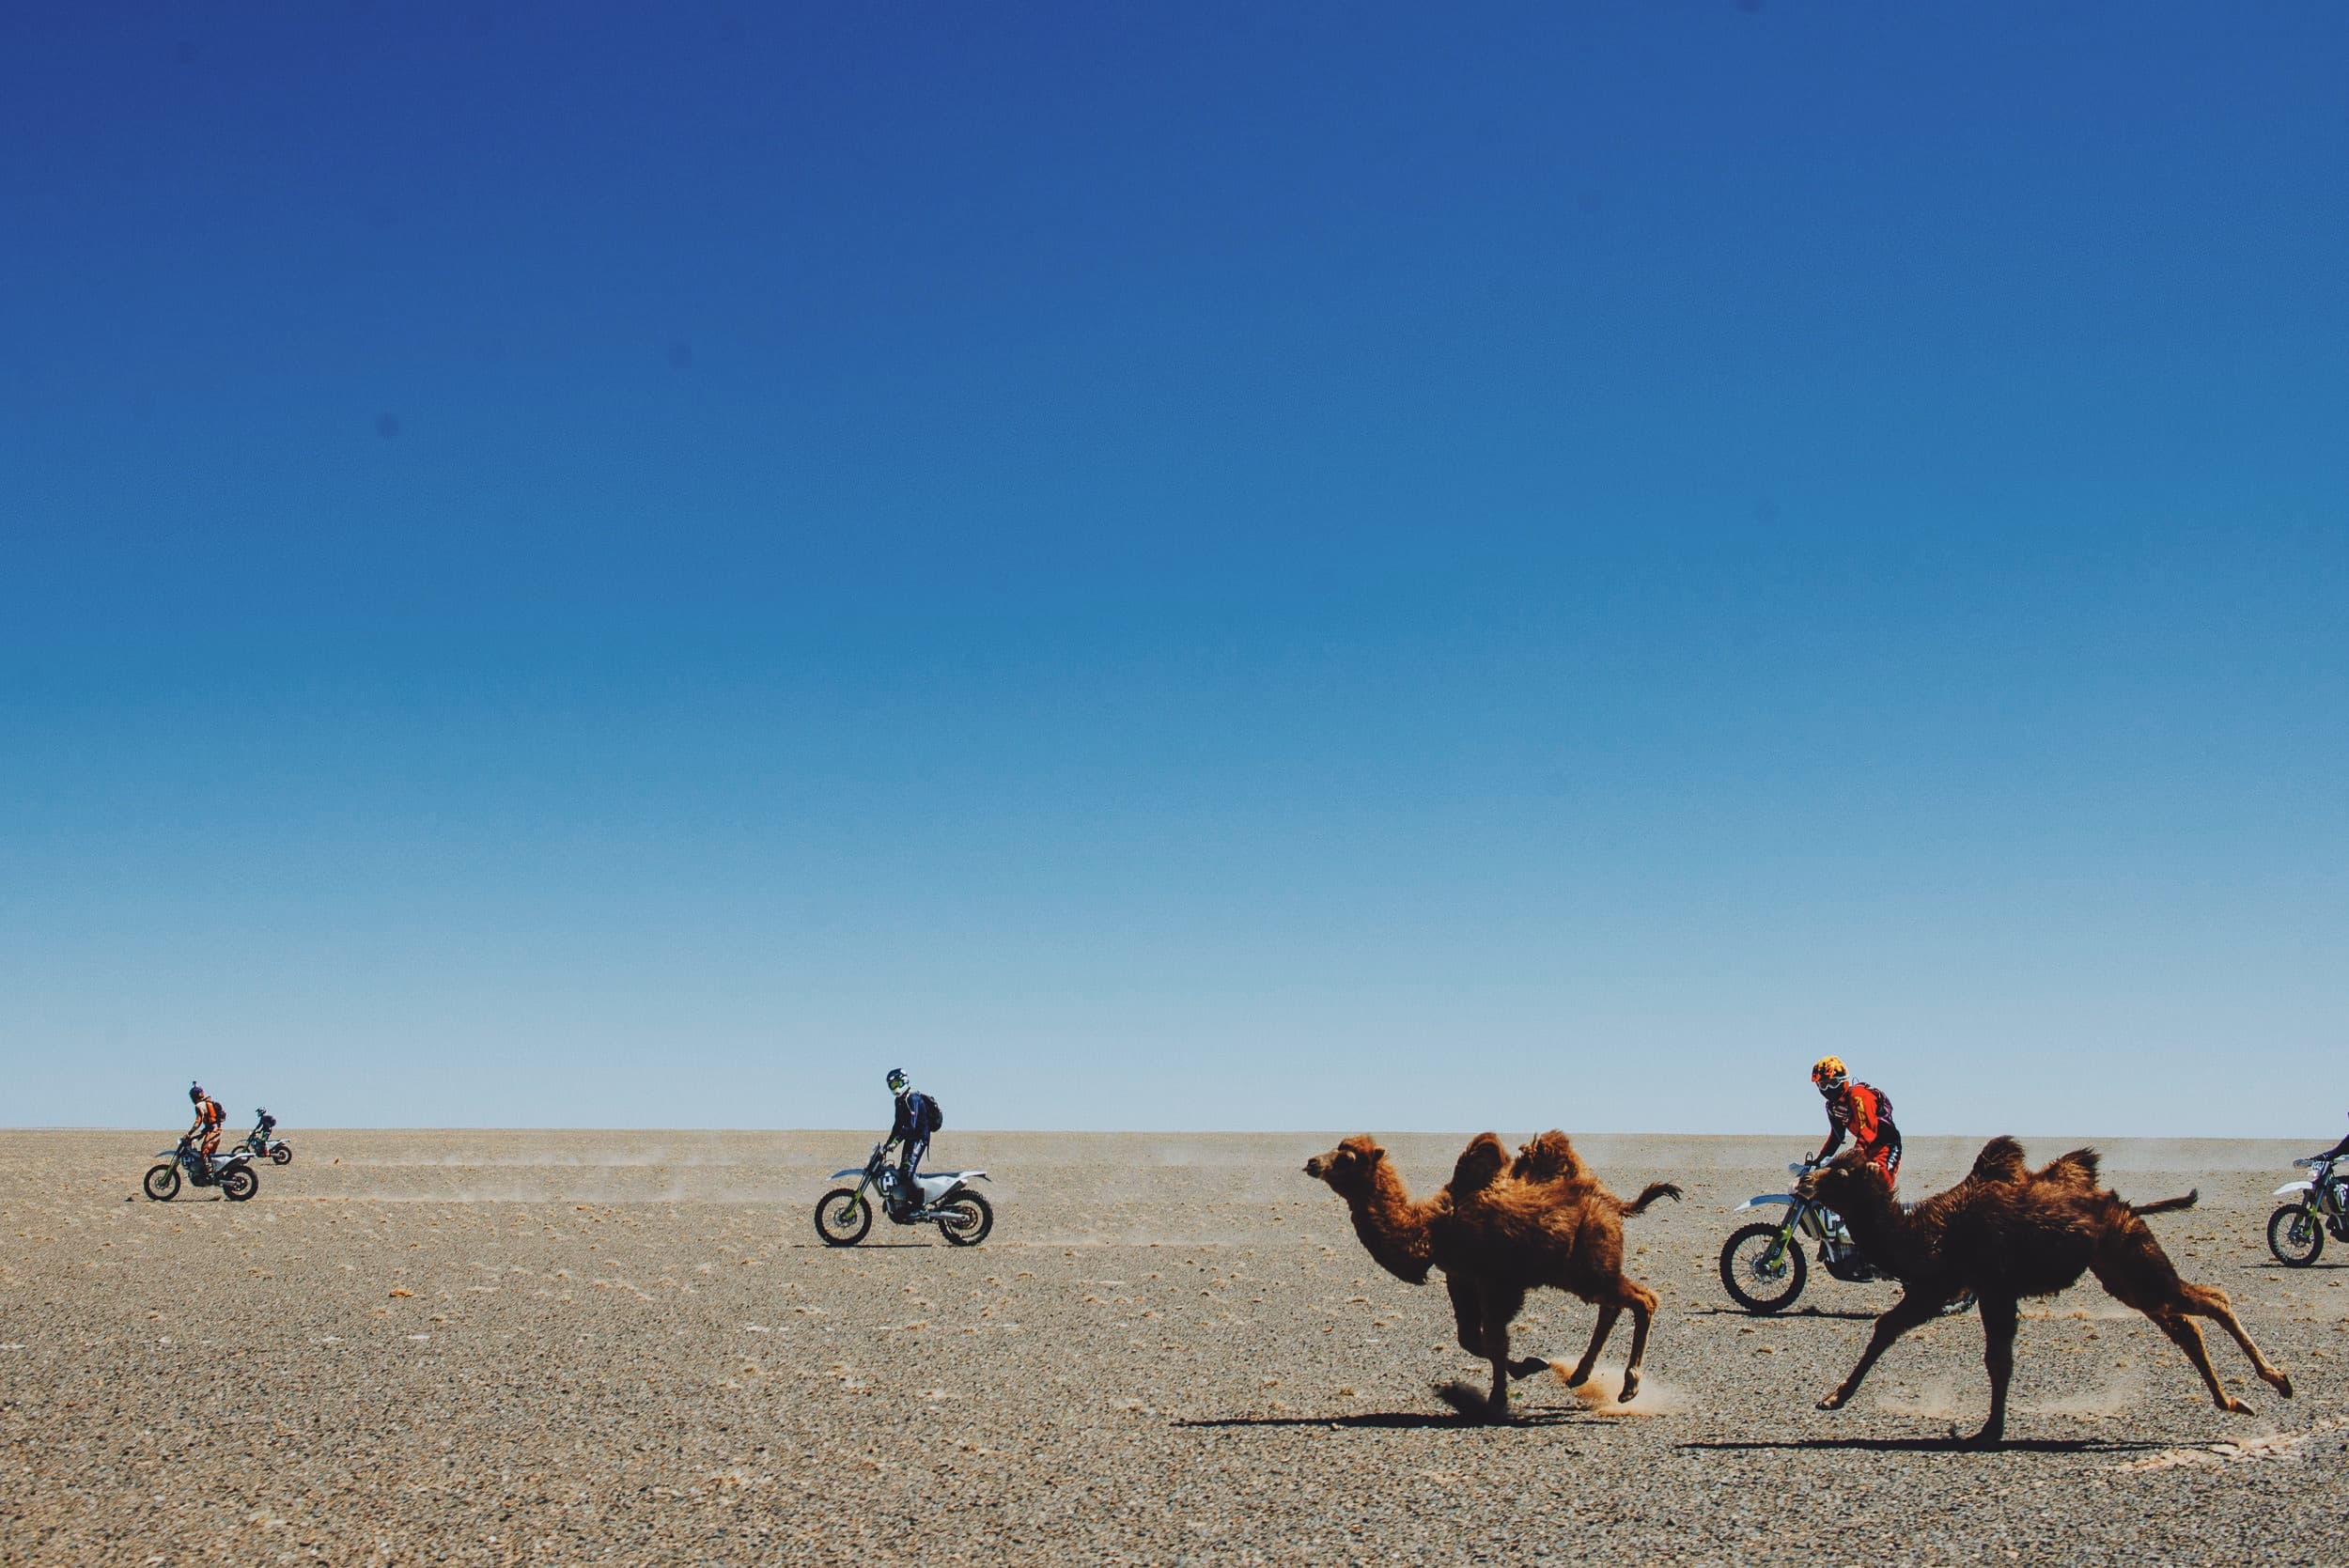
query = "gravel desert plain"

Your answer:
(5, 1129), (2346, 1565)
